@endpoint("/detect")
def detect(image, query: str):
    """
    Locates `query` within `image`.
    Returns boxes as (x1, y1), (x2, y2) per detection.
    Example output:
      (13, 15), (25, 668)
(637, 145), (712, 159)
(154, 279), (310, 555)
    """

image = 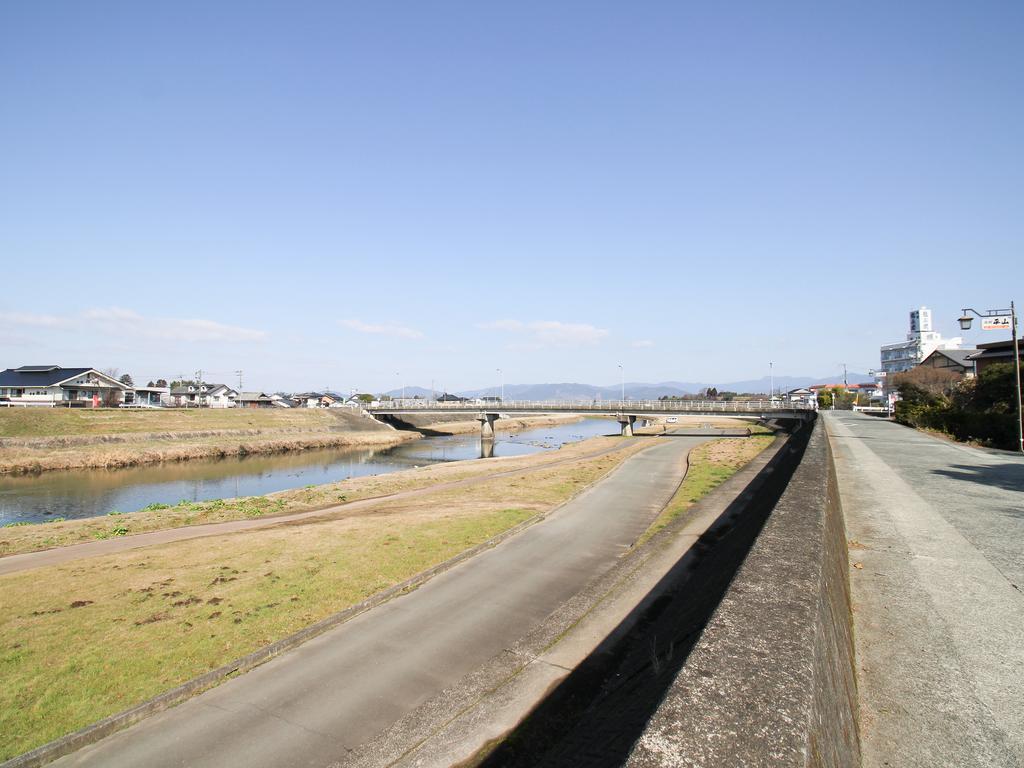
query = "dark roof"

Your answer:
(967, 340), (1023, 361)
(170, 383), (231, 396)
(15, 365), (61, 372)
(922, 348), (977, 367)
(0, 366), (95, 387)
(236, 391), (273, 402)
